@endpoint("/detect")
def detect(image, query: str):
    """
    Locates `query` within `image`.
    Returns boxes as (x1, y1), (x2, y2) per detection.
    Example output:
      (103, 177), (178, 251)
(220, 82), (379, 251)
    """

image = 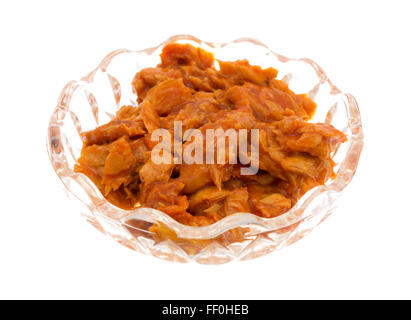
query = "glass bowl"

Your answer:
(47, 35), (363, 264)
